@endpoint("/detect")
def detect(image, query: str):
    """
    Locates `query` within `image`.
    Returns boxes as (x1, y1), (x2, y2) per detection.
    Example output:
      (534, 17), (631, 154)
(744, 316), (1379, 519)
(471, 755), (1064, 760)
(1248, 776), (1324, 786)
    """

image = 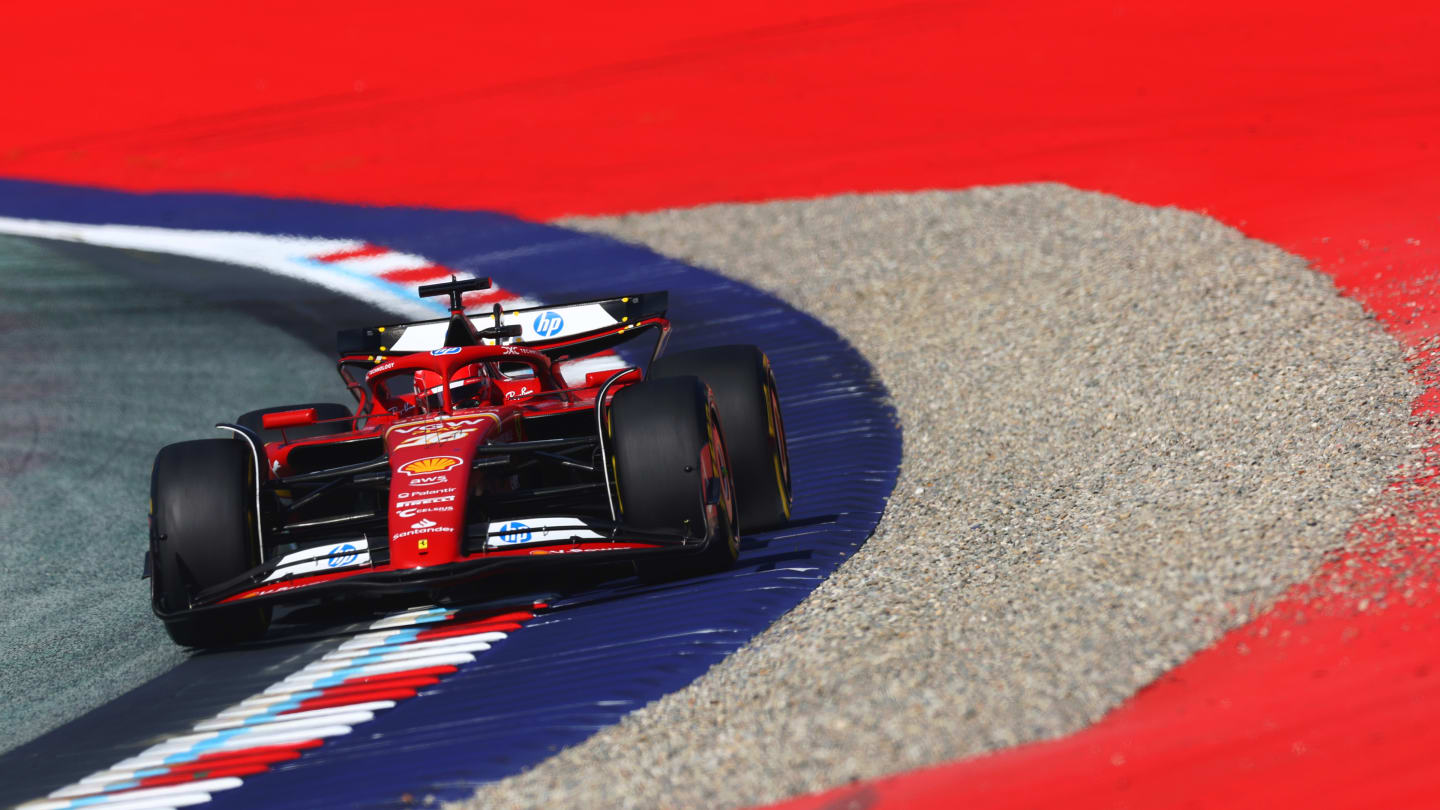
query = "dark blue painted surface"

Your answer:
(0, 179), (900, 808)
